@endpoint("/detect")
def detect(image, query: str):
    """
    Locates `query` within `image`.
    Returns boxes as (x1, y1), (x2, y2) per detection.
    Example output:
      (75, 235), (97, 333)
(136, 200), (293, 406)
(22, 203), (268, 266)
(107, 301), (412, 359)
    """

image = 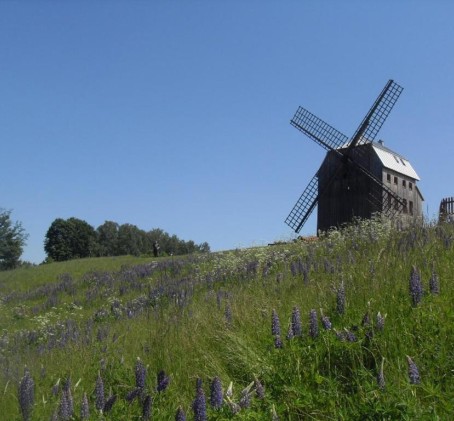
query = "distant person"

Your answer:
(153, 241), (160, 258)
